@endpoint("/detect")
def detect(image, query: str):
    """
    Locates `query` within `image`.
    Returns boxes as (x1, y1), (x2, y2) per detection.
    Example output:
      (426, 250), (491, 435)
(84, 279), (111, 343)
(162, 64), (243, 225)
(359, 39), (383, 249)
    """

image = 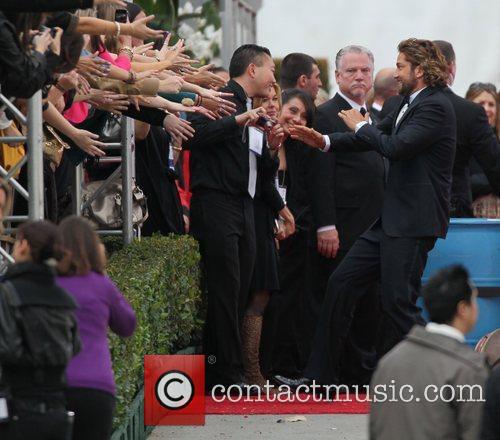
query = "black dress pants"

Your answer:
(263, 229), (308, 377)
(304, 222), (436, 385)
(304, 246), (381, 385)
(190, 191), (256, 387)
(65, 387), (115, 440)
